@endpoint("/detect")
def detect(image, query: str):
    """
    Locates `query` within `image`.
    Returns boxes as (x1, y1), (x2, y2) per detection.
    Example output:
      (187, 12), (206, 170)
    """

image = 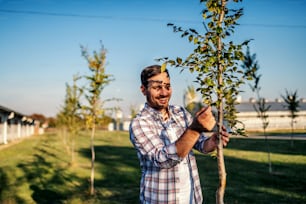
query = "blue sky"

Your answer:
(0, 0), (305, 117)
